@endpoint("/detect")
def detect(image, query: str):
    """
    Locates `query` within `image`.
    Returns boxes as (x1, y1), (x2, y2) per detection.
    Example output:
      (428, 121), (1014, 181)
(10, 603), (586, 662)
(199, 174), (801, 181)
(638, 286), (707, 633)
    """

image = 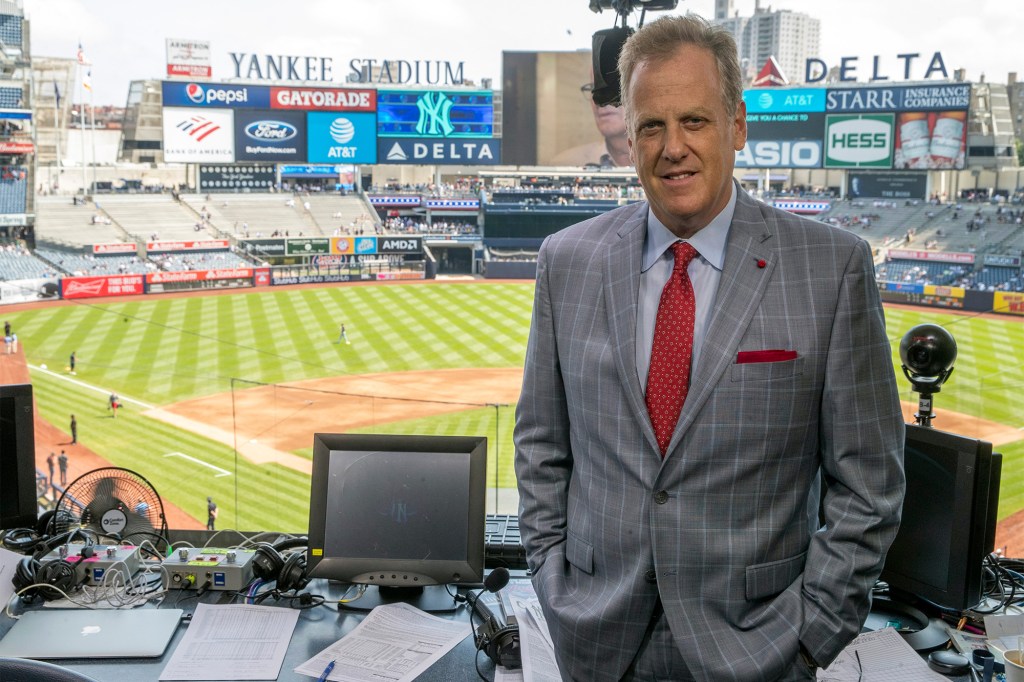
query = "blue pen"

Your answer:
(317, 659), (336, 682)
